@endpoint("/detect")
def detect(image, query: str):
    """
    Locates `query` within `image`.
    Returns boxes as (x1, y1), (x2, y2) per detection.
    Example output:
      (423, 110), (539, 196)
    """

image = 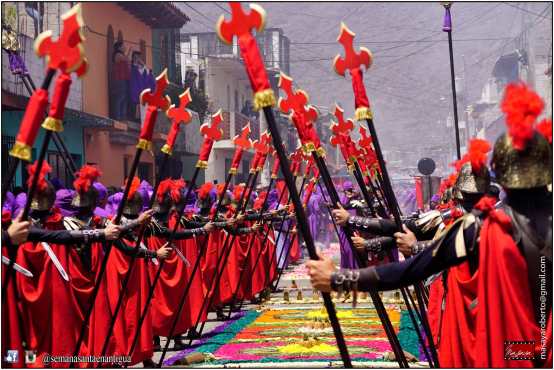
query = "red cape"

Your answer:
(474, 208), (552, 367)
(105, 238), (153, 365)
